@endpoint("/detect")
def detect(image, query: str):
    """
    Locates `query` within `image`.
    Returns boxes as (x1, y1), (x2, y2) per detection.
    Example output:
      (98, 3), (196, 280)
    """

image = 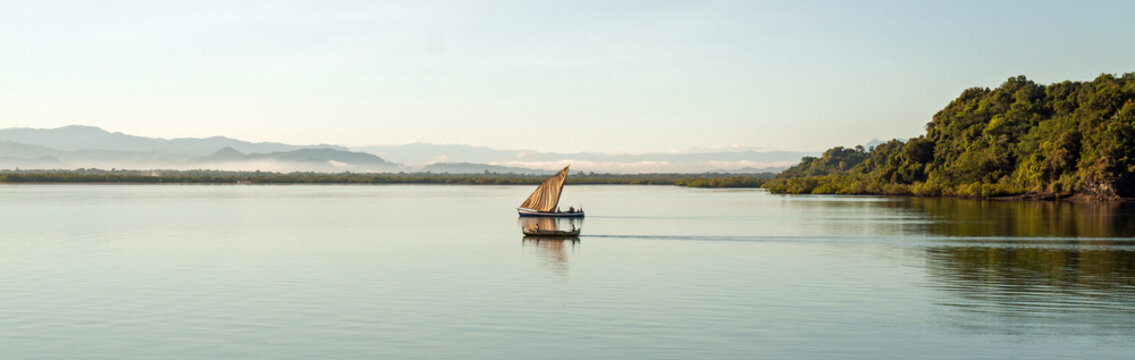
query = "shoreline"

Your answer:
(766, 189), (1133, 202)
